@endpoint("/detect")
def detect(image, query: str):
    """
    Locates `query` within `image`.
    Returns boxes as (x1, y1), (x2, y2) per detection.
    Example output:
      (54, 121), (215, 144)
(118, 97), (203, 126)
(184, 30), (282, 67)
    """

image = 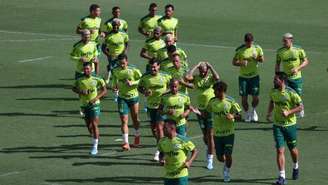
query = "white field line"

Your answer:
(0, 29), (322, 54)
(17, 56), (53, 63)
(0, 171), (20, 177)
(42, 182), (63, 185)
(0, 38), (76, 42)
